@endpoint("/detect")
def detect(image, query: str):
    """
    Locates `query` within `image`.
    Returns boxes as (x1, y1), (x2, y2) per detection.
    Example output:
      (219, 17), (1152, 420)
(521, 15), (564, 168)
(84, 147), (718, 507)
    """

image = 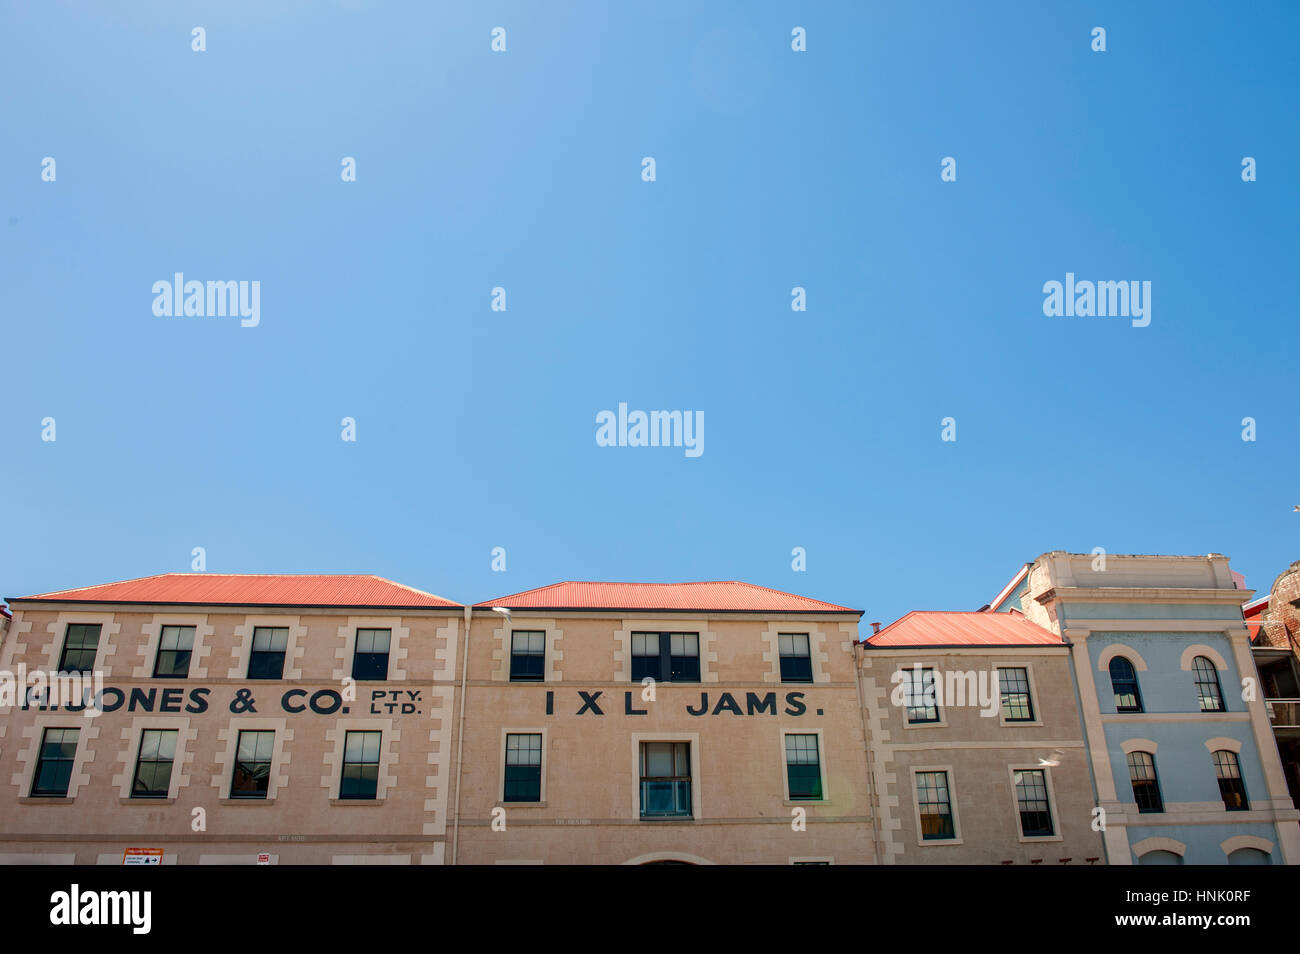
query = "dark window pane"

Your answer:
(1194, 657), (1225, 713)
(999, 668), (1035, 722)
(1109, 657), (1143, 713)
(58, 624), (101, 674)
(31, 728), (79, 797)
